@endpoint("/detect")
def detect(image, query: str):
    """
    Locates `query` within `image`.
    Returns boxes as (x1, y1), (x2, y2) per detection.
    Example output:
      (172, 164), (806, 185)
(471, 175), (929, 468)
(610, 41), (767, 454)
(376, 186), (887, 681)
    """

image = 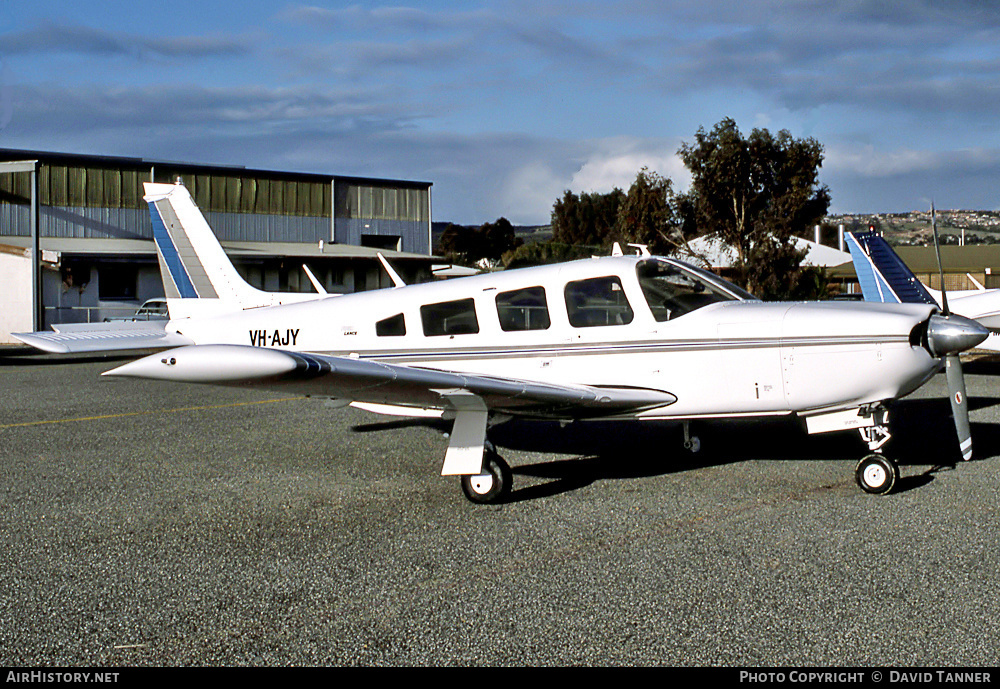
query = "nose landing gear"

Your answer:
(853, 408), (898, 495)
(855, 453), (899, 495)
